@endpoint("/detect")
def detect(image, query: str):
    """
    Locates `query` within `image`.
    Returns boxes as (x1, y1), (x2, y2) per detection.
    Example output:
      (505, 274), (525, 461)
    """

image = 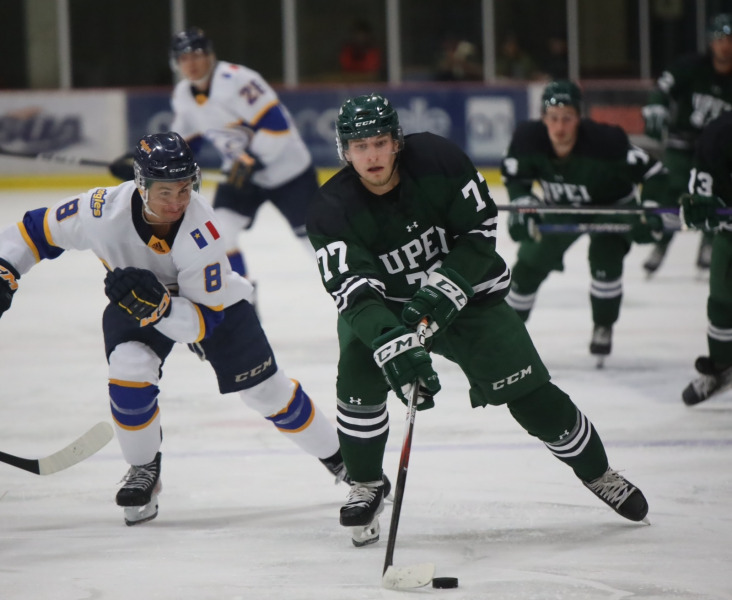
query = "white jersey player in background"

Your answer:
(0, 132), (350, 526)
(169, 27), (318, 280)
